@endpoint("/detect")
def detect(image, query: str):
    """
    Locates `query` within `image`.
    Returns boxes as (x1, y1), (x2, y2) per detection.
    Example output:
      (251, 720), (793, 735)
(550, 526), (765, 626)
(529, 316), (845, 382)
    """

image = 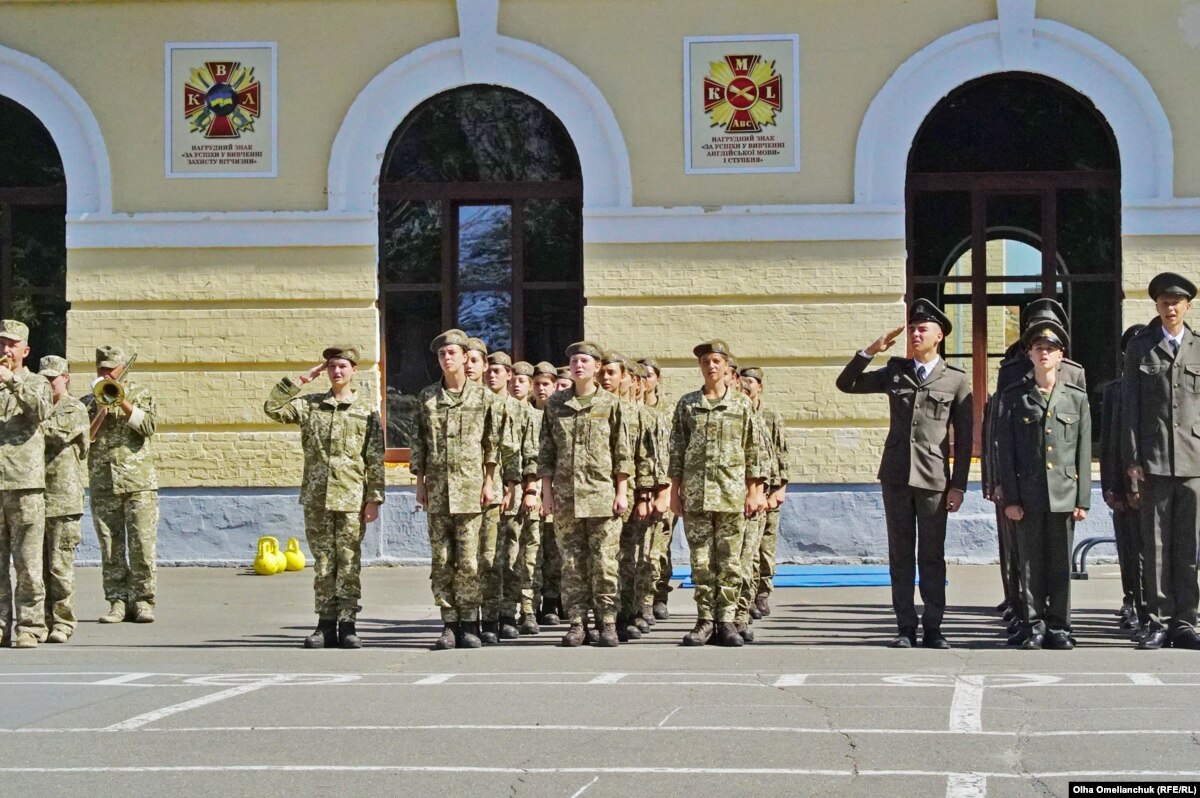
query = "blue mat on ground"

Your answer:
(673, 564), (937, 588)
